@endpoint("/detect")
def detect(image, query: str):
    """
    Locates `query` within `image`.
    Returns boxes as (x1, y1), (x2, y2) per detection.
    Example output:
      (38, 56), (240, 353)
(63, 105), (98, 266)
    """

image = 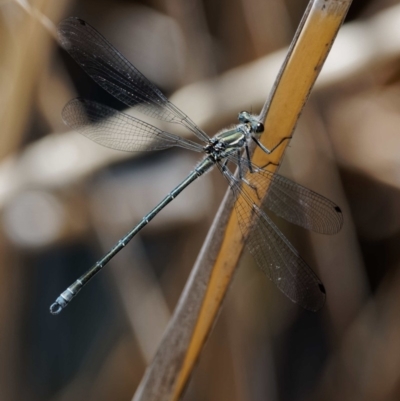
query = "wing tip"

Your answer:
(296, 281), (326, 312)
(308, 282), (326, 312)
(330, 204), (344, 234)
(60, 16), (87, 26)
(57, 17), (88, 49)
